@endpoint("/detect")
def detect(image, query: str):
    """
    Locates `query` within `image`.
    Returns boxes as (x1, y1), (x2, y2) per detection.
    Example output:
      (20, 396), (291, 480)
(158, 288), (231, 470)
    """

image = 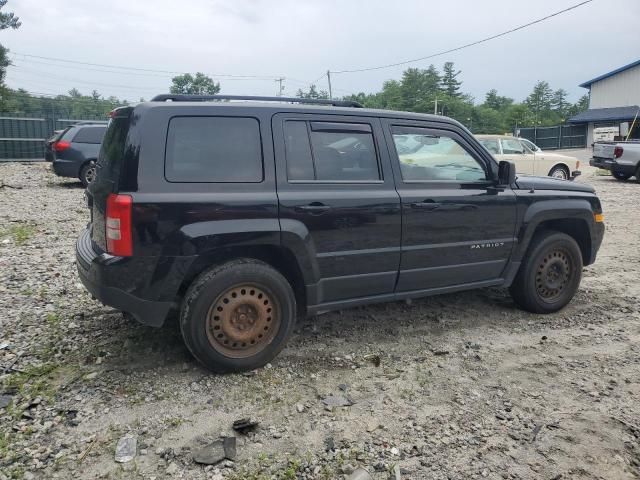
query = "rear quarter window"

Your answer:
(165, 116), (263, 183)
(73, 126), (107, 144)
